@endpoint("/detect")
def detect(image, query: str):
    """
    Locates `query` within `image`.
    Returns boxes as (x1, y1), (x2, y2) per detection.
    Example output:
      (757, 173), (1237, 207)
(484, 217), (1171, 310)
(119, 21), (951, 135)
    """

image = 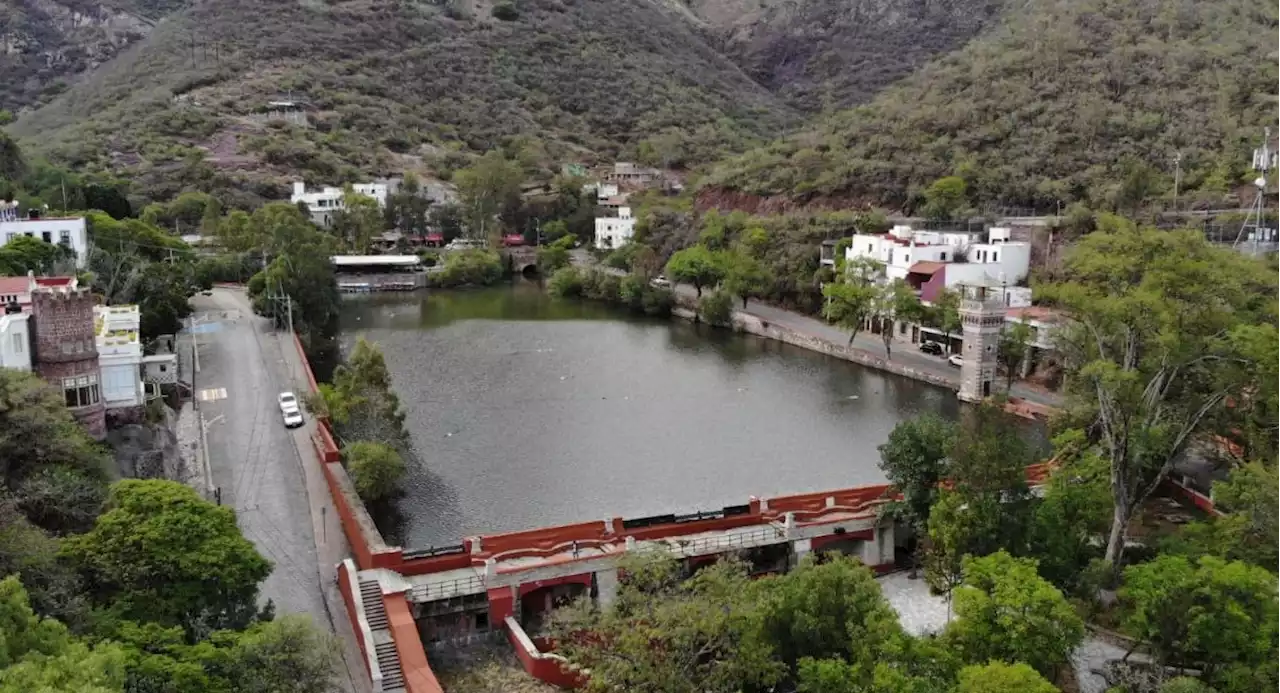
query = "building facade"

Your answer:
(594, 206), (636, 250)
(0, 308), (31, 371)
(0, 213), (90, 268)
(30, 287), (105, 439)
(291, 181), (390, 227)
(844, 225), (1030, 290)
(957, 285), (1005, 402)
